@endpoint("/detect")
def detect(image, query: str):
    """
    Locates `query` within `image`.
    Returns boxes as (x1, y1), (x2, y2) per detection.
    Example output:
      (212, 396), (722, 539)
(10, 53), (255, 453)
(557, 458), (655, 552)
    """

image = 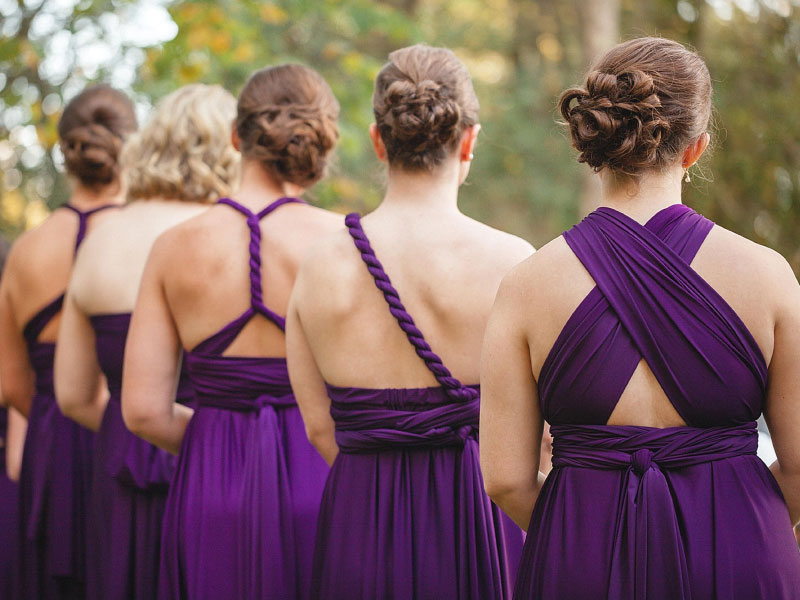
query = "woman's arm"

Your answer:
(764, 259), (800, 525)
(0, 254), (35, 417)
(5, 406), (26, 481)
(286, 284), (338, 466)
(54, 287), (107, 431)
(121, 238), (192, 455)
(480, 269), (545, 531)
